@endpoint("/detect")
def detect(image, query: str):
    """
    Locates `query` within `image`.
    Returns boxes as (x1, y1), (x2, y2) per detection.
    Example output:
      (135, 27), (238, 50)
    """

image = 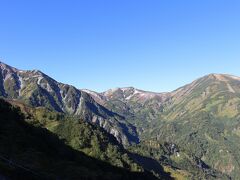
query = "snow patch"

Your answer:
(227, 83), (235, 93)
(37, 76), (53, 92)
(4, 73), (12, 81)
(75, 95), (84, 115)
(125, 89), (139, 100)
(125, 89), (162, 100)
(18, 76), (25, 96)
(60, 90), (65, 99)
(37, 77), (43, 85)
(82, 89), (99, 98)
(110, 128), (119, 138)
(46, 83), (53, 92)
